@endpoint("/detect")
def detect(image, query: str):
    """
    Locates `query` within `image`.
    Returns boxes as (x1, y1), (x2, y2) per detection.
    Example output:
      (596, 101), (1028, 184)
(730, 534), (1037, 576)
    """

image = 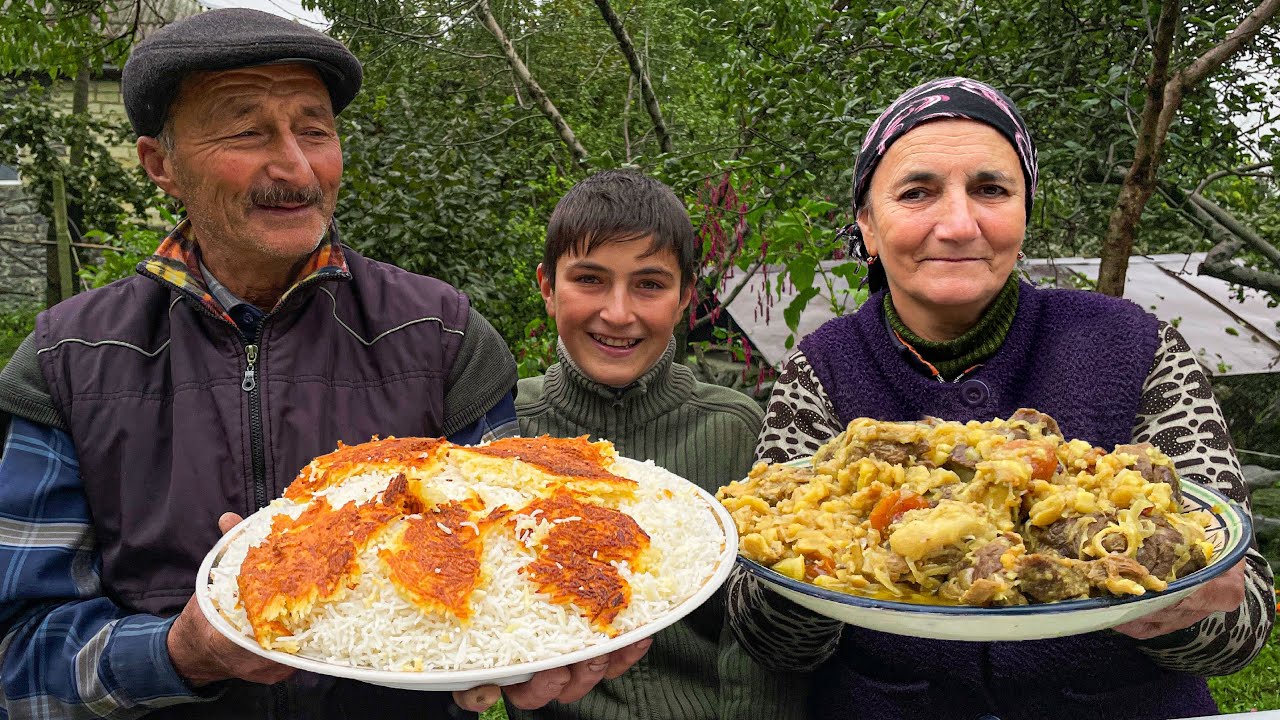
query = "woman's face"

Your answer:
(858, 119), (1026, 339)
